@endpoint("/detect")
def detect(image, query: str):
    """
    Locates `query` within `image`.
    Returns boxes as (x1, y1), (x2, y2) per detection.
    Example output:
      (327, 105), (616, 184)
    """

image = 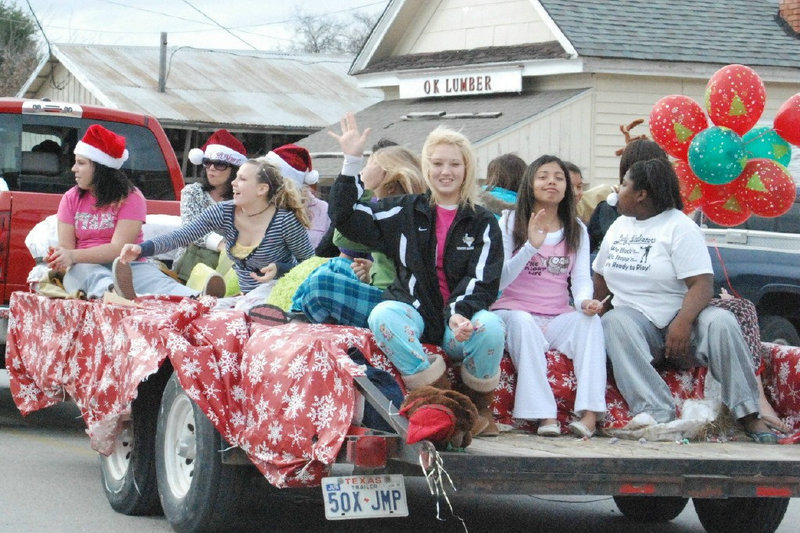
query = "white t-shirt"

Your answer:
(592, 209), (711, 328)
